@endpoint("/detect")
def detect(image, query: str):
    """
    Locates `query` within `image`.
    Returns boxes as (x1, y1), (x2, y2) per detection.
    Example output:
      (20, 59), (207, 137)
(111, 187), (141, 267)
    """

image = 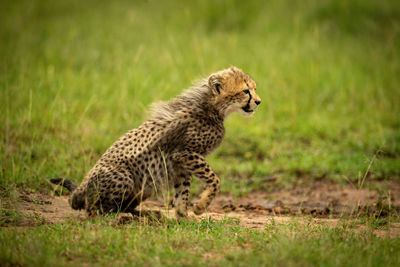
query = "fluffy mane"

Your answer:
(149, 79), (212, 121)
